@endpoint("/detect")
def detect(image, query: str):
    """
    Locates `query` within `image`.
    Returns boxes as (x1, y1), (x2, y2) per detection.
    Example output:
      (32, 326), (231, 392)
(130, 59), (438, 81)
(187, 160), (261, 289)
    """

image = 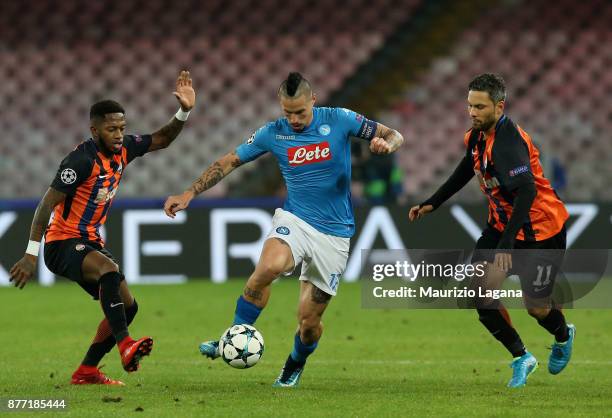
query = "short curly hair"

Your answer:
(90, 100), (125, 120)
